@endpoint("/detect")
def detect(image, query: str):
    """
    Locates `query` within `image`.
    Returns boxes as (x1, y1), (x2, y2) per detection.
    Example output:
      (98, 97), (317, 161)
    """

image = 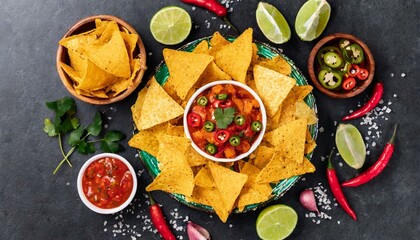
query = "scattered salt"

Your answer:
(401, 73), (406, 77)
(104, 124), (108, 129)
(66, 182), (70, 186)
(390, 73), (394, 77)
(319, 127), (324, 133)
